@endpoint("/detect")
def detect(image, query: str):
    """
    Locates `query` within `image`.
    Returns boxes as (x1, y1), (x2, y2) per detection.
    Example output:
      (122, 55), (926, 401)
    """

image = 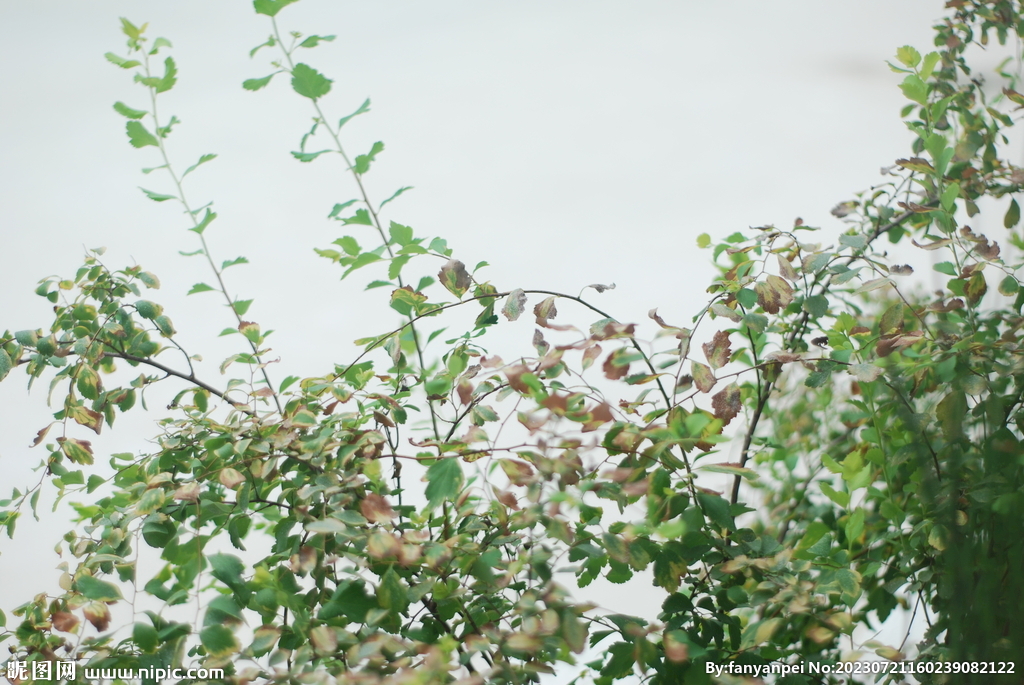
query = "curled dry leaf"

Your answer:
(765, 351), (802, 363)
(927, 297), (964, 313)
(360, 493), (396, 523)
(702, 330), (732, 370)
(173, 481), (200, 502)
(777, 253), (798, 282)
(603, 352), (629, 380)
(585, 282), (616, 293)
(711, 383), (741, 425)
(889, 264), (914, 275)
(911, 237), (952, 250)
(691, 360), (716, 393)
(709, 302), (742, 322)
(500, 459), (535, 486)
(755, 275), (794, 315)
(438, 259), (471, 298)
(501, 288), (527, 321)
